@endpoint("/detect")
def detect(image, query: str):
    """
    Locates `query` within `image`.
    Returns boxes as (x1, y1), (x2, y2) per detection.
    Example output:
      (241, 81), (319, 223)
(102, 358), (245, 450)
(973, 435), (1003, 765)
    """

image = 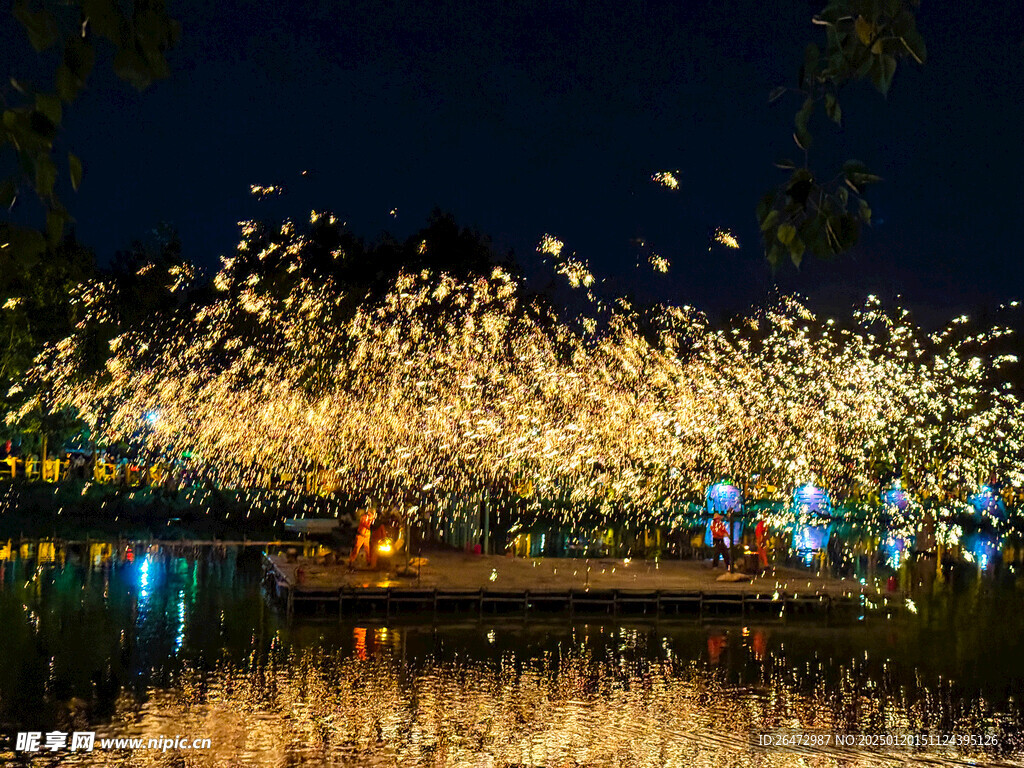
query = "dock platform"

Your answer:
(264, 552), (893, 621)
